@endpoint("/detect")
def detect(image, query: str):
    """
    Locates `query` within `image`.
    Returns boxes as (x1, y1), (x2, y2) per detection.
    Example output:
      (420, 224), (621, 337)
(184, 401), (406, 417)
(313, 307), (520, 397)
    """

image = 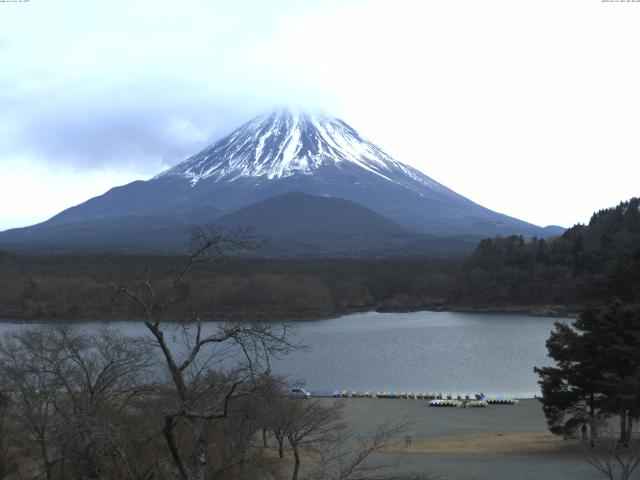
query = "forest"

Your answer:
(0, 198), (638, 322)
